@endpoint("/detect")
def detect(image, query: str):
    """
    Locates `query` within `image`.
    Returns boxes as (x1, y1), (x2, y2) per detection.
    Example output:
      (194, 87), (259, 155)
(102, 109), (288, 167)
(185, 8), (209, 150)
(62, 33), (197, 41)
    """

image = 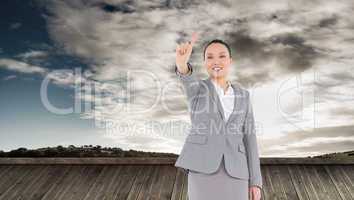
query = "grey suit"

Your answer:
(174, 63), (263, 189)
